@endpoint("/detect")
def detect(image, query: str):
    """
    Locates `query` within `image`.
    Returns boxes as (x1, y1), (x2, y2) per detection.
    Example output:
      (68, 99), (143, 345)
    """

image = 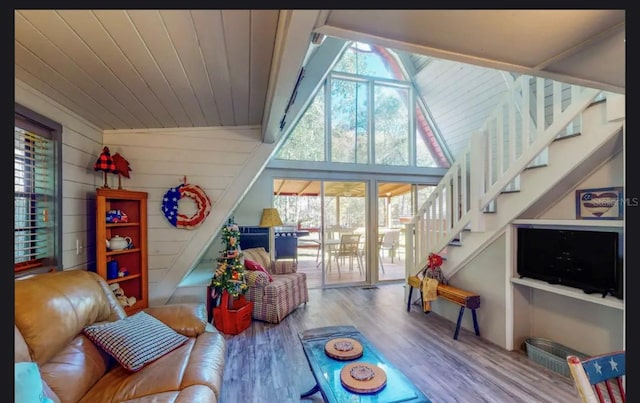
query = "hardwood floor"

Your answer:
(218, 284), (580, 403)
